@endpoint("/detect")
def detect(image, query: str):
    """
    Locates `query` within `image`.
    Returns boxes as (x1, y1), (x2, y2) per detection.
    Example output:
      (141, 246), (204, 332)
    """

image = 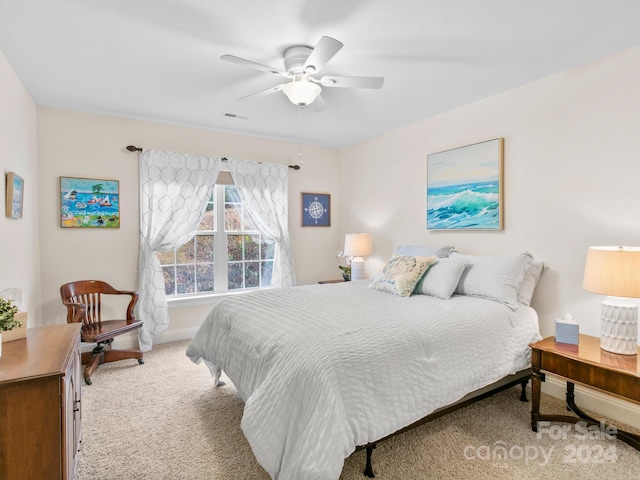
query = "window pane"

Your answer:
(261, 240), (275, 260)
(245, 262), (260, 288)
(162, 266), (176, 295)
(228, 234), (243, 261)
(157, 250), (174, 265)
(225, 204), (242, 231)
(228, 263), (243, 289)
(261, 261), (273, 287)
(243, 210), (257, 230)
(176, 240), (194, 264)
(196, 264), (214, 292)
(245, 234), (259, 260)
(198, 201), (215, 231)
(176, 265), (195, 294)
(195, 234), (214, 263)
(225, 185), (241, 203)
